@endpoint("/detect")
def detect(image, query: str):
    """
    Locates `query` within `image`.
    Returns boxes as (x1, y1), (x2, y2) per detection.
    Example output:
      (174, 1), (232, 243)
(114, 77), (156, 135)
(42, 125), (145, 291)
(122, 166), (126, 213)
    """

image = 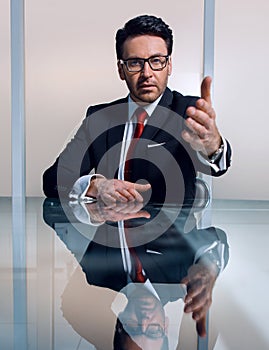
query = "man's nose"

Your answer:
(141, 317), (150, 333)
(141, 61), (153, 77)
